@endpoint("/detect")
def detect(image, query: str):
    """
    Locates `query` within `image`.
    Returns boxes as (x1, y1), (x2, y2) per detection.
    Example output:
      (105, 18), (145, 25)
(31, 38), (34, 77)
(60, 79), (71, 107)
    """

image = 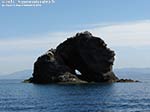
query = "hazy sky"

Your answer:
(0, 0), (150, 74)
